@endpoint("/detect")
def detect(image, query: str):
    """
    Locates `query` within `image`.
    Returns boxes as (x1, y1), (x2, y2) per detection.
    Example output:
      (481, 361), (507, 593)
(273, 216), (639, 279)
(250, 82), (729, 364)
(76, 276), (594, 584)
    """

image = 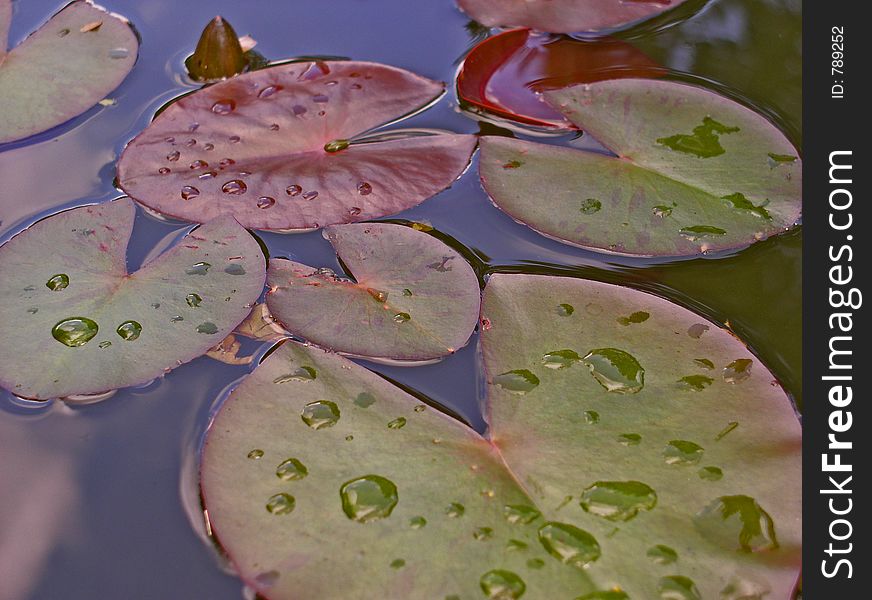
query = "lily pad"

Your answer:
(117, 61), (477, 230)
(0, 198), (265, 399)
(201, 274), (800, 598)
(0, 0), (139, 144)
(479, 79), (801, 256)
(456, 0), (689, 34)
(266, 223), (480, 361)
(457, 28), (662, 130)
(481, 273), (800, 597)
